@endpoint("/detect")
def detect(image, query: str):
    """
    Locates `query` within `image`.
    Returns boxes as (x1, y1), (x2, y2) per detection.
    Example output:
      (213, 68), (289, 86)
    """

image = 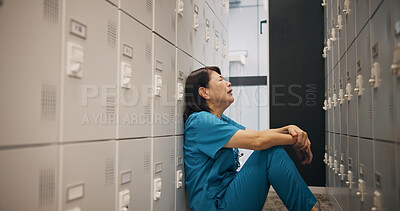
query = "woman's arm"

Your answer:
(223, 129), (297, 151)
